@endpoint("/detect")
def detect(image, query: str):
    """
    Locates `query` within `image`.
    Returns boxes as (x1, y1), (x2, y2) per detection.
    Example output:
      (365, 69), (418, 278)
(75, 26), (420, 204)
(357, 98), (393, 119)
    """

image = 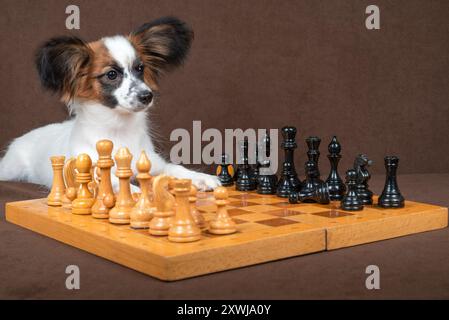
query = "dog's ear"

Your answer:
(129, 17), (194, 81)
(35, 36), (91, 102)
